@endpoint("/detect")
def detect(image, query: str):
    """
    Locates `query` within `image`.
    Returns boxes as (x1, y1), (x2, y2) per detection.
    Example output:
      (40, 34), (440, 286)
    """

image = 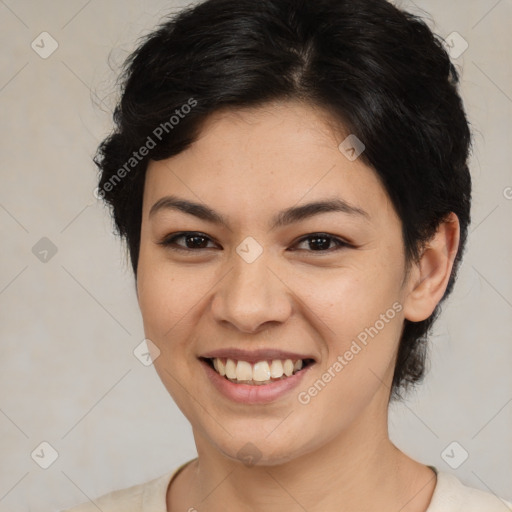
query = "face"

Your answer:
(136, 100), (413, 466)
